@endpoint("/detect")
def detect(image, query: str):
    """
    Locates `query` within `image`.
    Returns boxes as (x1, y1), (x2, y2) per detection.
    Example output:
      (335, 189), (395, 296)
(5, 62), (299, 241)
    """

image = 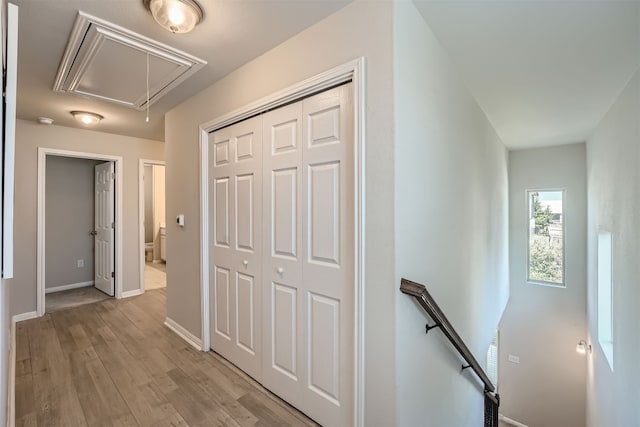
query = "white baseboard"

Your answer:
(45, 281), (93, 294)
(7, 318), (16, 427)
(12, 311), (38, 323)
(164, 317), (203, 351)
(121, 289), (144, 299)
